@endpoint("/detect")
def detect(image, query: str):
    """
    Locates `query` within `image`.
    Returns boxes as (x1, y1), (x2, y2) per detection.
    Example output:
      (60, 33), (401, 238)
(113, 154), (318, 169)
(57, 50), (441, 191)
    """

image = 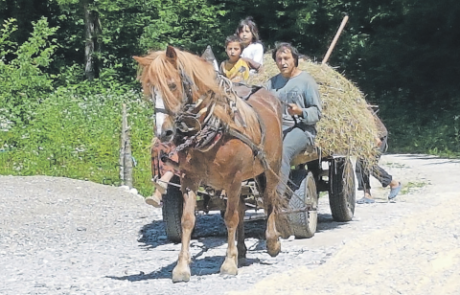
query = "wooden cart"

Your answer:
(160, 148), (355, 243)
